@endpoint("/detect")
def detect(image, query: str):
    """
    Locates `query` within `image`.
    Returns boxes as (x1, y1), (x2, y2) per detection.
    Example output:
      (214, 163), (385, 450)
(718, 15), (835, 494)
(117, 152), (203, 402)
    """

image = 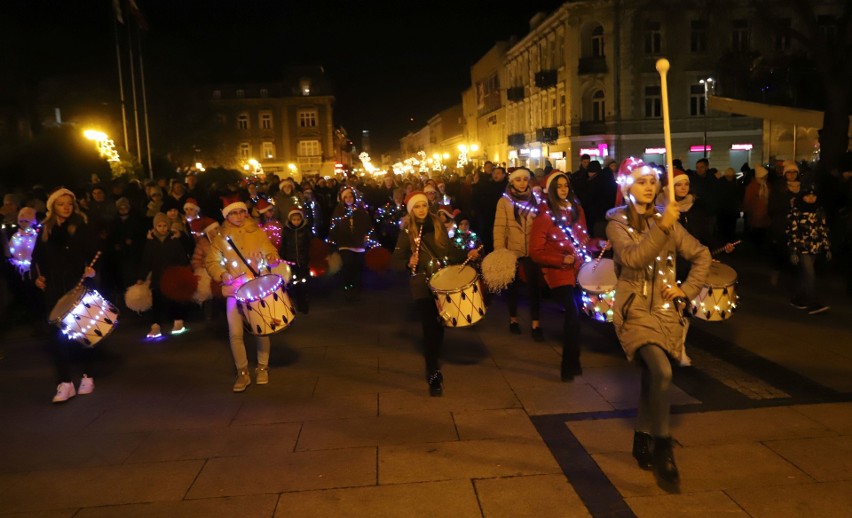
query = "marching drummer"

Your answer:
(32, 188), (99, 403)
(392, 191), (480, 396)
(606, 158), (710, 489)
(205, 196), (282, 392)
